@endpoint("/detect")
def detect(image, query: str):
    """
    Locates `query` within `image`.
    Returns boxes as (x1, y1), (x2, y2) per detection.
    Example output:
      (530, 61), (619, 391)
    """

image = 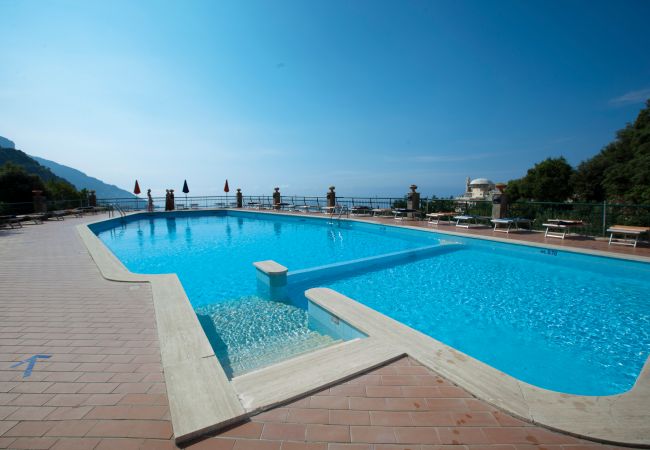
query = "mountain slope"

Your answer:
(31, 155), (135, 198)
(0, 136), (15, 149)
(0, 146), (71, 184)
